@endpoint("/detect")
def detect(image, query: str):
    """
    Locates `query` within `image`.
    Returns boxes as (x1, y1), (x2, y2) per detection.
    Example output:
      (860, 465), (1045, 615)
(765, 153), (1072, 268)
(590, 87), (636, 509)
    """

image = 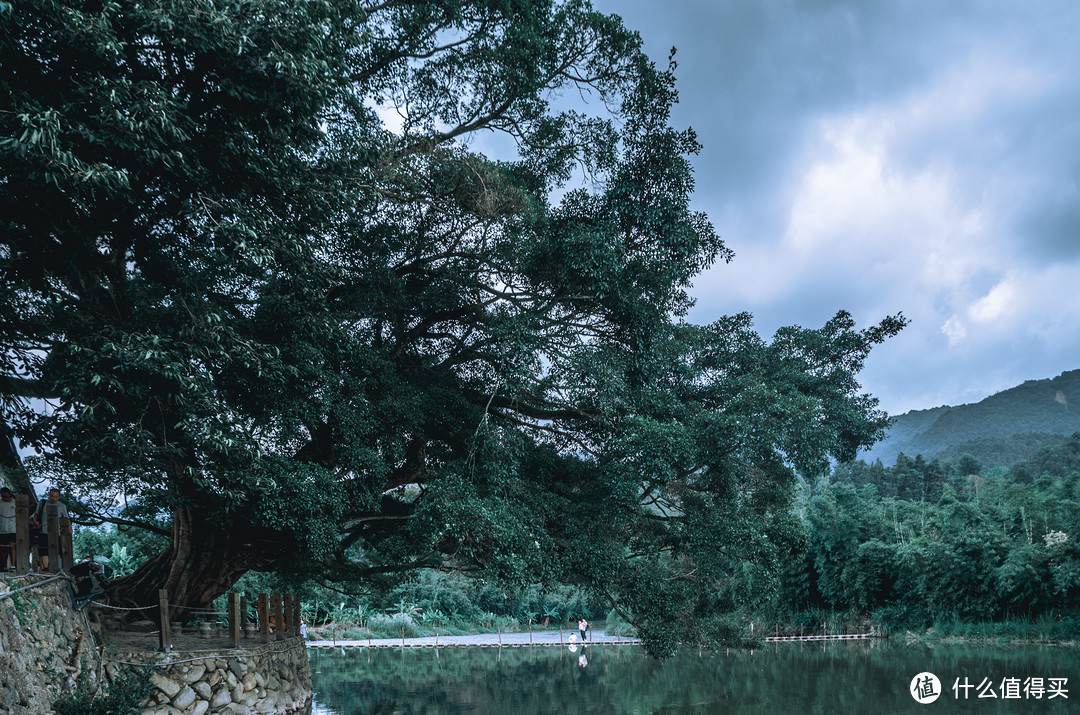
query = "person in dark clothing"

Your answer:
(32, 488), (71, 571)
(0, 487), (15, 571)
